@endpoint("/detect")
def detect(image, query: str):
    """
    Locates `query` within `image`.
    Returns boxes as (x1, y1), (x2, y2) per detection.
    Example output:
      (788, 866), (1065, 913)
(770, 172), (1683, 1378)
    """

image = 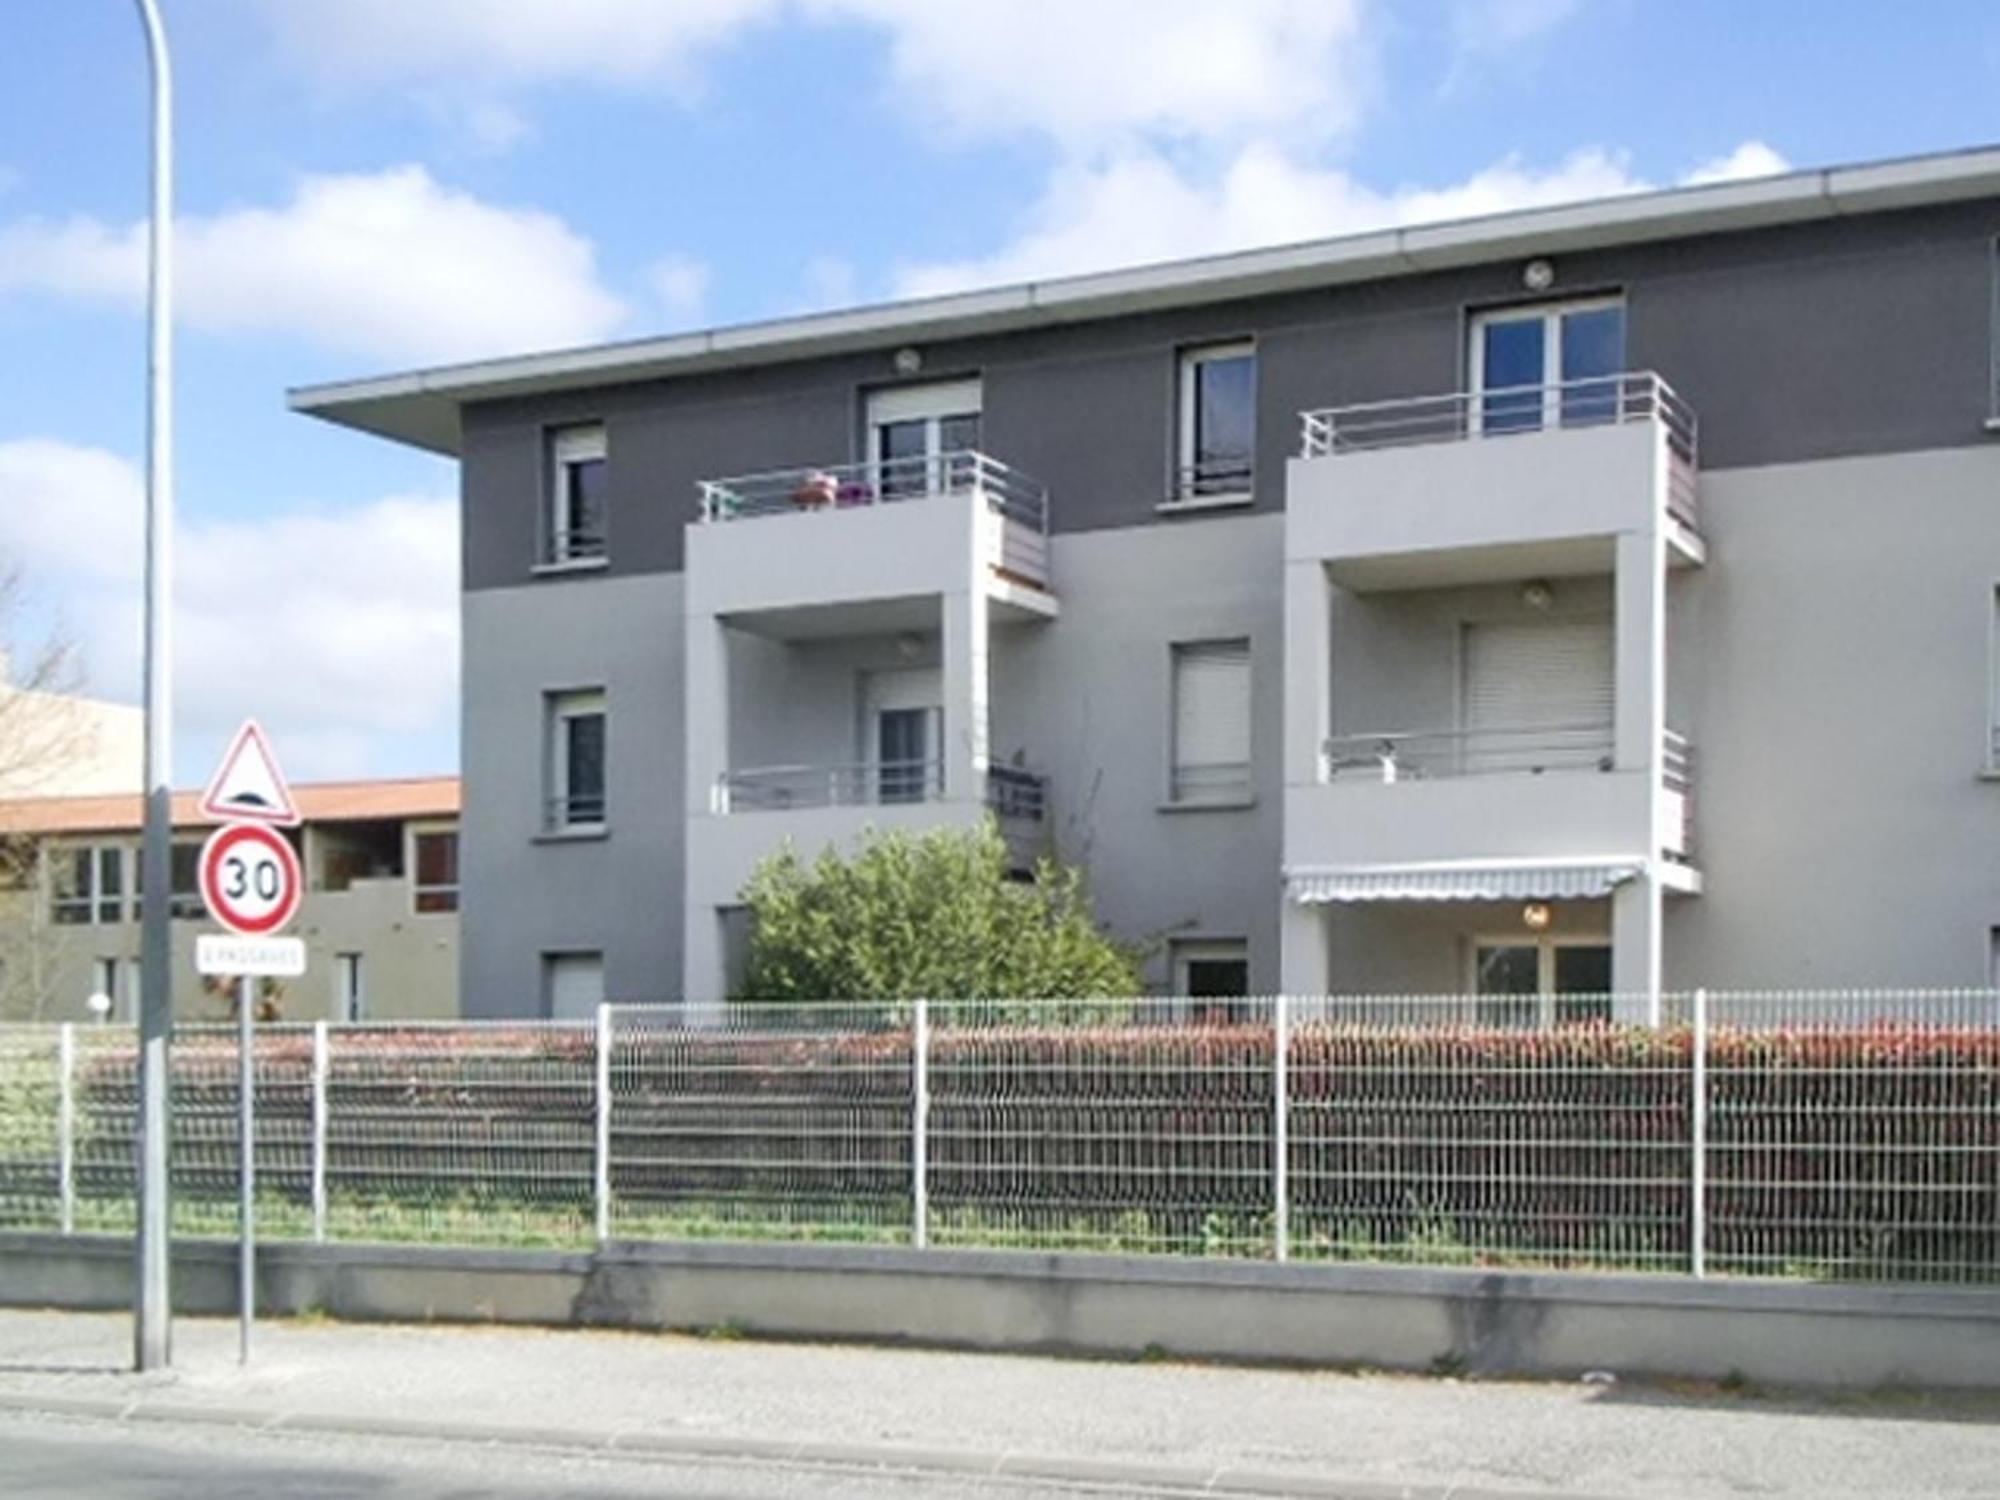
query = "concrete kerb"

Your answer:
(0, 1388), (1623, 1500)
(3, 1232), (1999, 1391)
